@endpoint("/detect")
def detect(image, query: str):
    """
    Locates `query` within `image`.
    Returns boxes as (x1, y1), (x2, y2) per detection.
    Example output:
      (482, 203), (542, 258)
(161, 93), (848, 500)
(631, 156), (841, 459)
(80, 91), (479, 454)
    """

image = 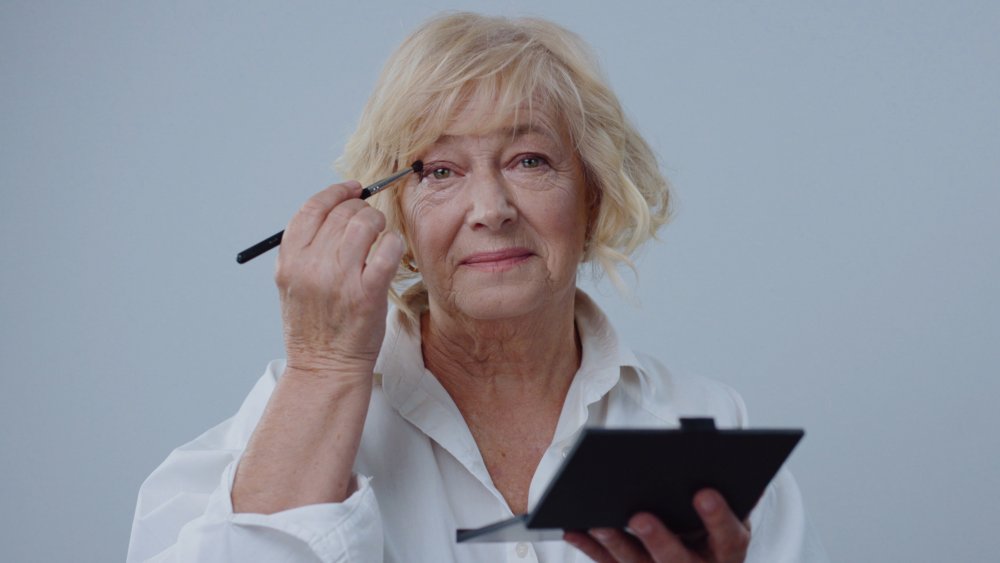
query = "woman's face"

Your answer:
(400, 102), (590, 321)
